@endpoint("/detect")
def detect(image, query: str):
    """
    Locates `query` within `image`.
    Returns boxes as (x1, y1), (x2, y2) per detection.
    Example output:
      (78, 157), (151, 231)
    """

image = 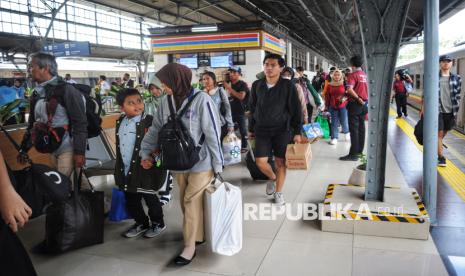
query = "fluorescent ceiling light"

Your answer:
(192, 26), (218, 32)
